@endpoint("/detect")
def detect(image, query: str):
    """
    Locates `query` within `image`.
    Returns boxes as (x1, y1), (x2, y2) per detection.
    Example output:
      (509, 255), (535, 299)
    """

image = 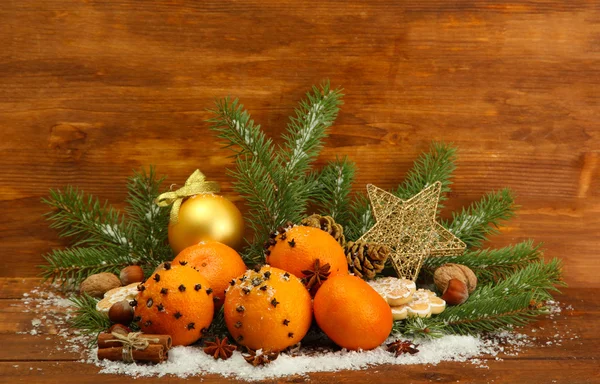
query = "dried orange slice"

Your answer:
(96, 283), (139, 313)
